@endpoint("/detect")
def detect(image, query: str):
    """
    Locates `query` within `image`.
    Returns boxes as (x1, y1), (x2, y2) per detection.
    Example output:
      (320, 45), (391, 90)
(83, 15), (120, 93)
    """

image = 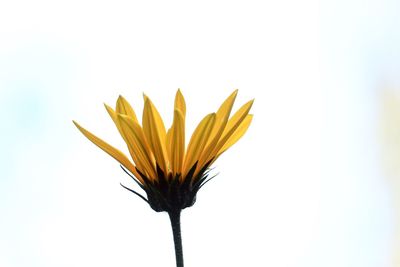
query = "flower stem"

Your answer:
(168, 209), (184, 267)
